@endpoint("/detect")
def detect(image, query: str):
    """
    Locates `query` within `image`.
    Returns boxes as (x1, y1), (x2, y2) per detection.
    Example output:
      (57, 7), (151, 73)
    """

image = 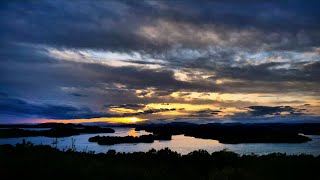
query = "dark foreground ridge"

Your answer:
(89, 134), (172, 145)
(0, 123), (114, 138)
(136, 123), (320, 144)
(0, 142), (319, 180)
